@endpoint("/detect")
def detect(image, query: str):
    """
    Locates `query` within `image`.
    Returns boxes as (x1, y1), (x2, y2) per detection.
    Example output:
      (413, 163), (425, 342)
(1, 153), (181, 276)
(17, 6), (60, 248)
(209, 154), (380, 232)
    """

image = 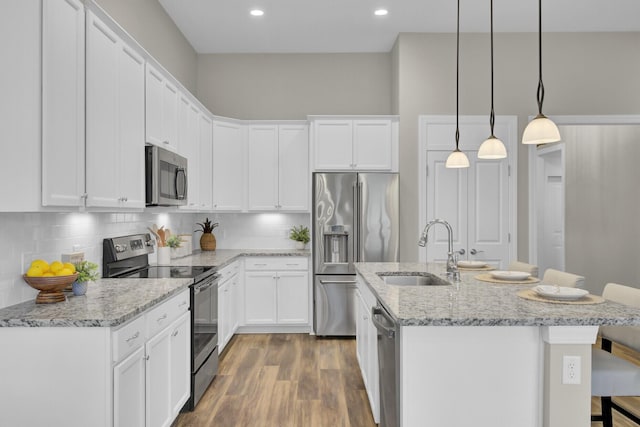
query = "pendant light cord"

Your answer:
(489, 0), (495, 137)
(536, 0), (545, 115)
(455, 0), (460, 150)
